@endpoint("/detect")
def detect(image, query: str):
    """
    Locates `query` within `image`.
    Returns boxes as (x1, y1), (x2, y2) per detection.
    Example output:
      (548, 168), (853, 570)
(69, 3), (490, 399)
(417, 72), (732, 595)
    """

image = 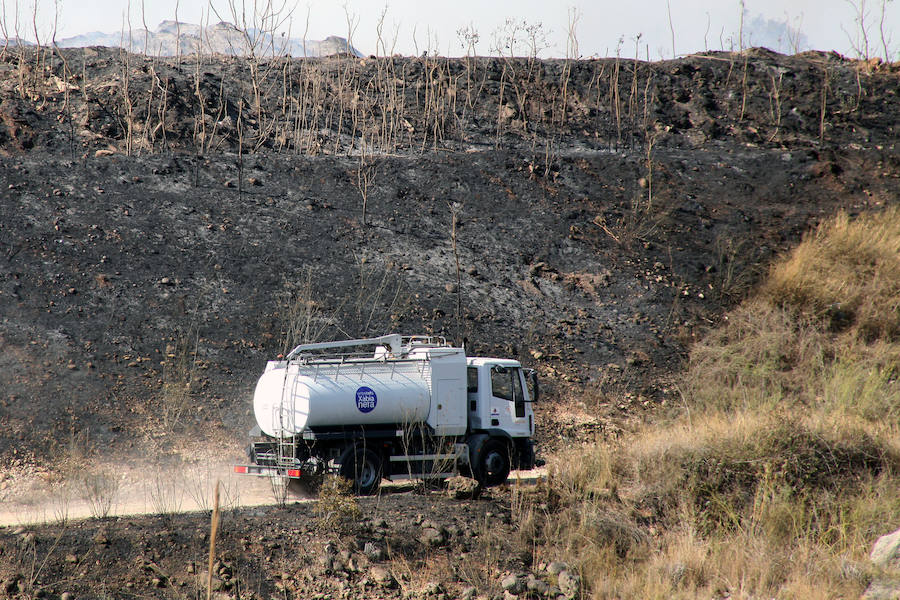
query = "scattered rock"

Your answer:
(863, 577), (900, 600)
(526, 574), (550, 595)
(546, 561), (568, 576)
(557, 570), (581, 599)
(501, 574), (522, 594)
(446, 476), (481, 500)
(363, 541), (384, 561)
(420, 526), (447, 547)
(872, 529), (900, 570)
(369, 566), (395, 588)
(865, 528), (900, 599)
